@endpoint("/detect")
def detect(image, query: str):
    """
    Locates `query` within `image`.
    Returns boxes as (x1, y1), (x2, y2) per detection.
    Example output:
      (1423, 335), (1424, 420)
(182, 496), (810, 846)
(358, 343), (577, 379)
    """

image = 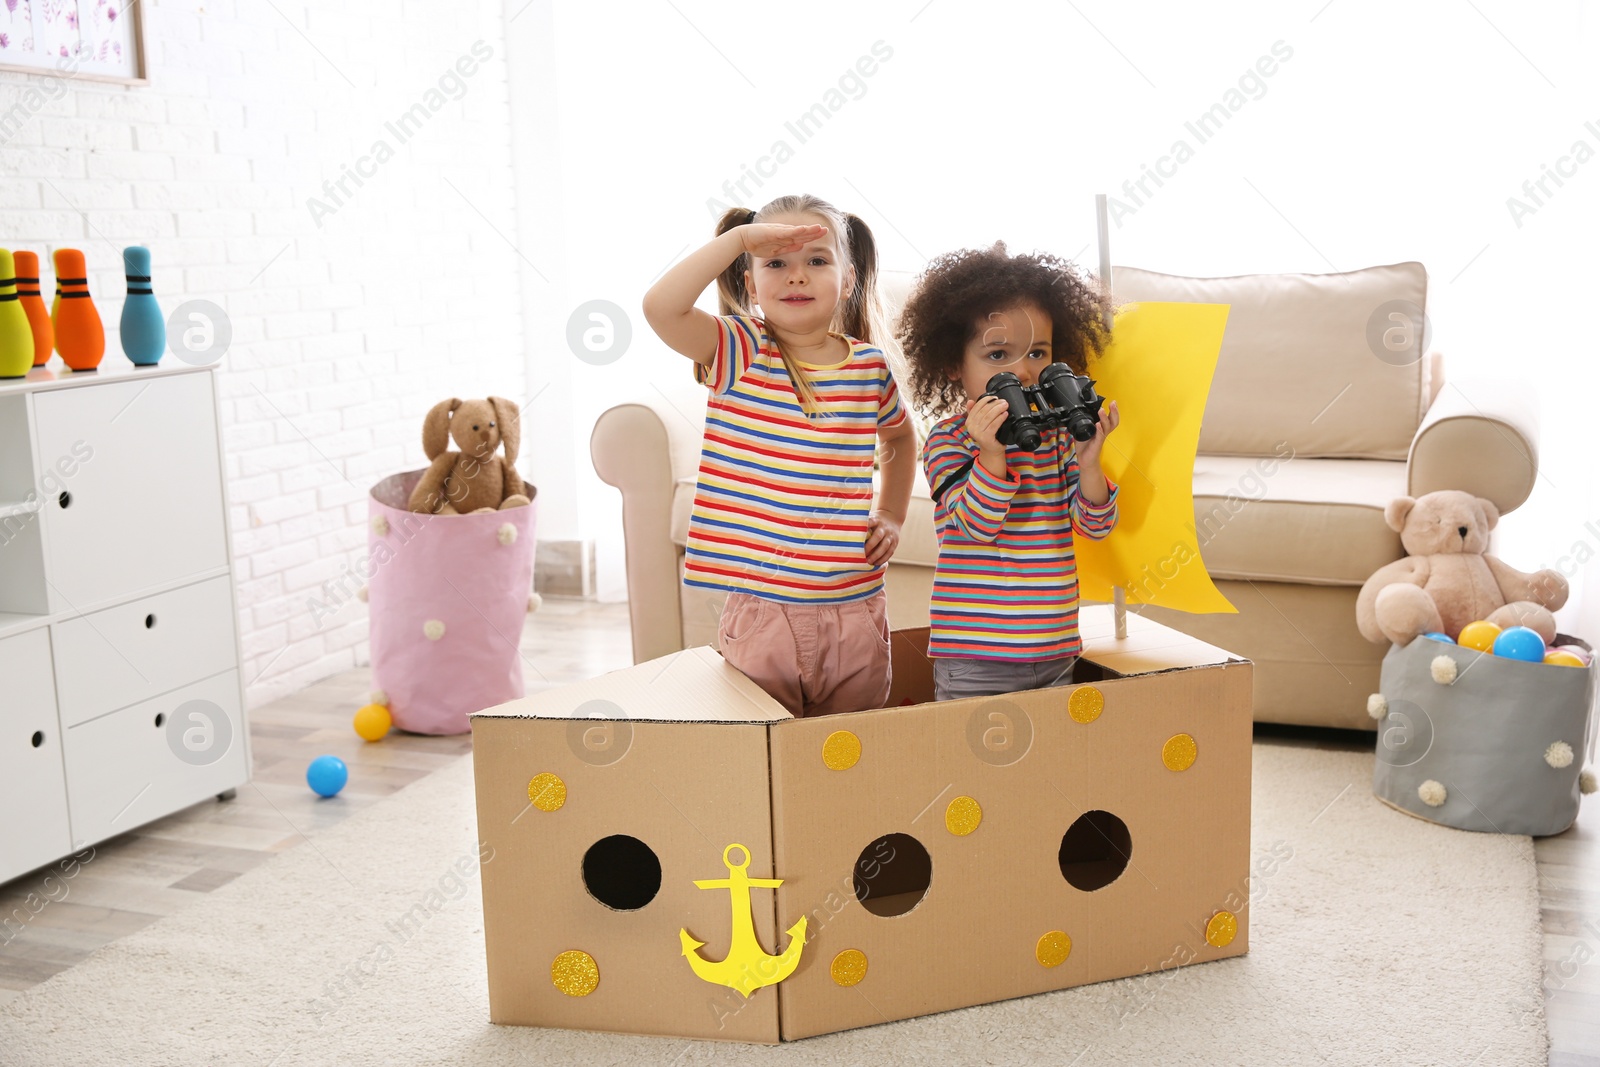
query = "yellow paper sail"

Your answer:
(1074, 301), (1235, 614)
